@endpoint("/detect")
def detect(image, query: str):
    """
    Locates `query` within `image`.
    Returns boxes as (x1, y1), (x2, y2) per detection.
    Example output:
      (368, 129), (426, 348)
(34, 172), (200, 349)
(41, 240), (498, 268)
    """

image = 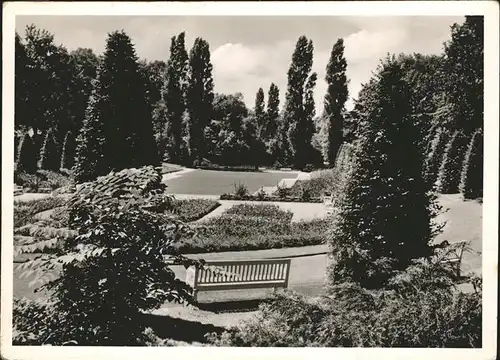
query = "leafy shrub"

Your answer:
(16, 133), (37, 173)
(208, 266), (482, 347)
(172, 199), (220, 222)
(224, 204), (293, 223)
(424, 127), (450, 186)
(192, 158), (212, 168)
(13, 297), (60, 345)
(300, 186), (312, 202)
(276, 182), (291, 199)
(36, 170), (73, 190)
(233, 182), (249, 197)
(219, 193), (323, 203)
(302, 164), (316, 173)
(256, 187), (267, 200)
(14, 171), (38, 189)
(13, 166), (204, 345)
(285, 172), (336, 199)
(38, 130), (60, 171)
